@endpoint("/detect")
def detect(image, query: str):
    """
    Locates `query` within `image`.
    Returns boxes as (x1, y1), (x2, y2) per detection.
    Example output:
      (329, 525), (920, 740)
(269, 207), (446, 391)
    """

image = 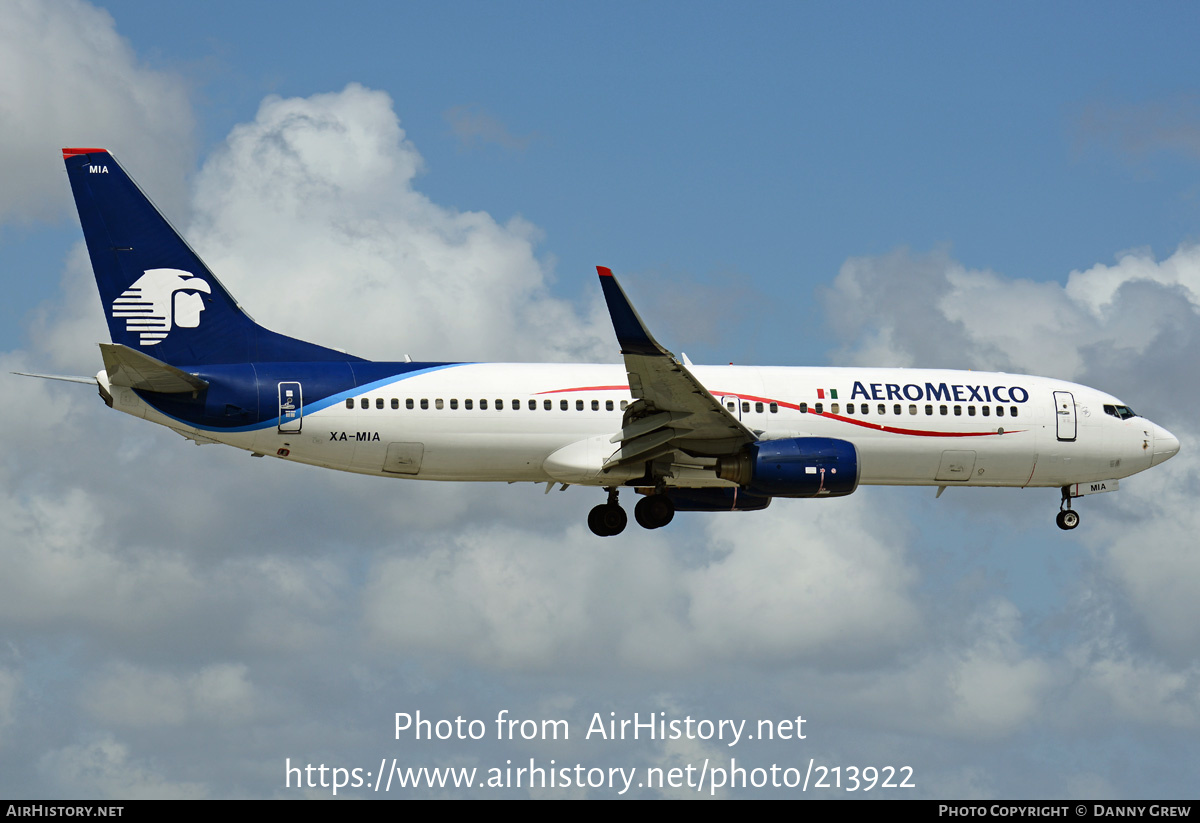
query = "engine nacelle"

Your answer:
(716, 437), (859, 498)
